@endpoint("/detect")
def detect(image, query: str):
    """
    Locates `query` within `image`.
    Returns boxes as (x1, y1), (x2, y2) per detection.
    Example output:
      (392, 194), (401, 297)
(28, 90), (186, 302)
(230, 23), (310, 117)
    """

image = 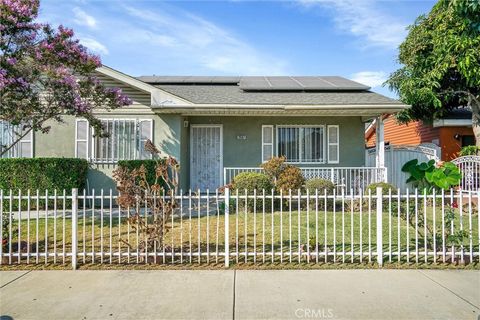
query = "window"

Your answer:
(277, 126), (325, 163)
(461, 135), (475, 147)
(0, 121), (33, 158)
(75, 119), (153, 163)
(262, 125), (274, 162)
(327, 125), (339, 164)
